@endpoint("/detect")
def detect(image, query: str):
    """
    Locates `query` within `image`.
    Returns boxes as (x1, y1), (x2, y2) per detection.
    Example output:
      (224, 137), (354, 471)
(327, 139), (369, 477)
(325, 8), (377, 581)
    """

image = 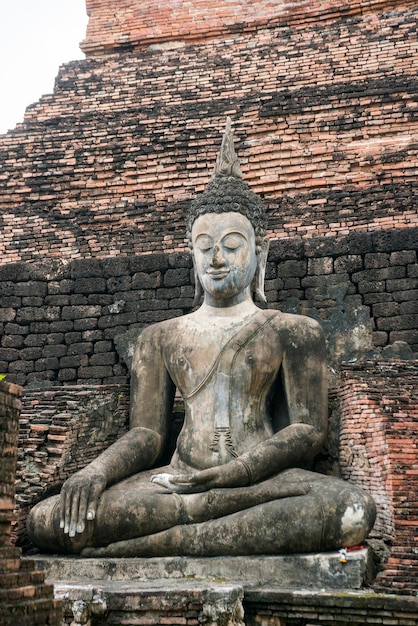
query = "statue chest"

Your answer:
(164, 326), (282, 401)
